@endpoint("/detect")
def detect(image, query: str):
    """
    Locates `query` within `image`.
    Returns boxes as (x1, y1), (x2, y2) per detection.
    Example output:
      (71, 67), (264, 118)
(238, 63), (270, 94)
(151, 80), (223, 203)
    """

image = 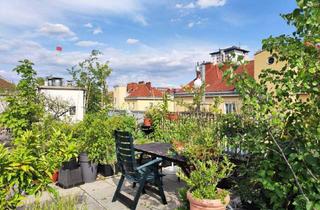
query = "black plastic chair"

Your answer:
(112, 130), (167, 210)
